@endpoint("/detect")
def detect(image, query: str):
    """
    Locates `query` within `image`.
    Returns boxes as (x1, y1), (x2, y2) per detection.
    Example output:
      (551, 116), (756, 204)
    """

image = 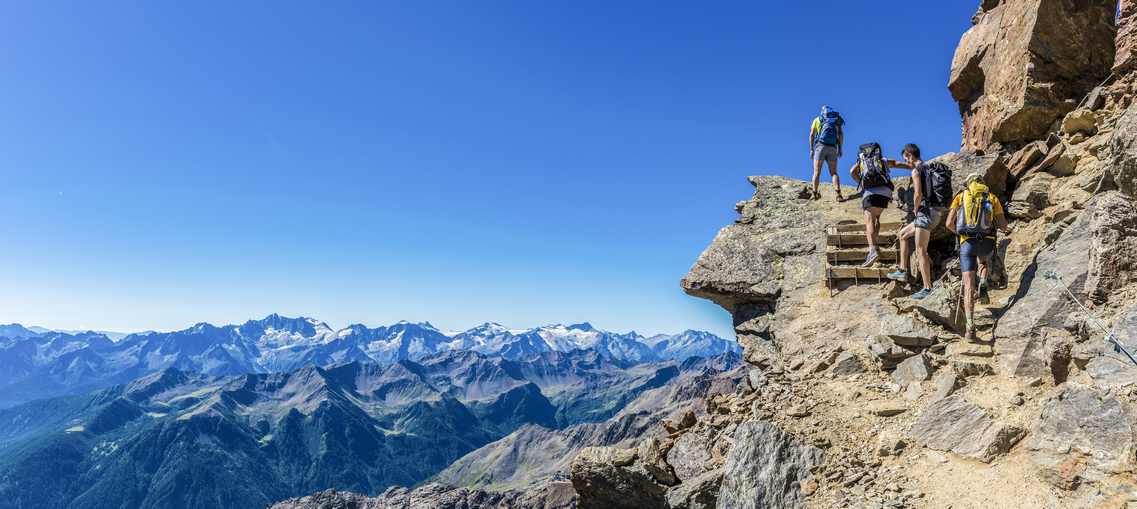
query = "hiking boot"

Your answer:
(887, 269), (908, 281)
(835, 190), (843, 202)
(810, 191), (820, 201)
(964, 327), (979, 342)
(862, 250), (879, 267)
(977, 285), (990, 305)
(911, 287), (933, 299)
